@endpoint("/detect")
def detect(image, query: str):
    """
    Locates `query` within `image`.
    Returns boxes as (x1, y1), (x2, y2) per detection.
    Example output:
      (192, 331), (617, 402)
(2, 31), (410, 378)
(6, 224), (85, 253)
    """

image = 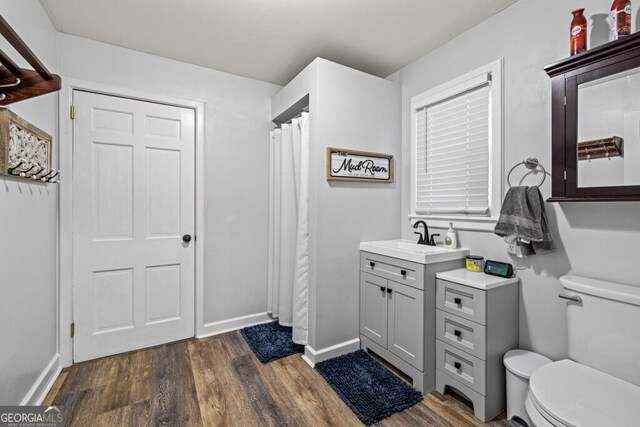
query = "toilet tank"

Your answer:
(561, 275), (640, 387)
